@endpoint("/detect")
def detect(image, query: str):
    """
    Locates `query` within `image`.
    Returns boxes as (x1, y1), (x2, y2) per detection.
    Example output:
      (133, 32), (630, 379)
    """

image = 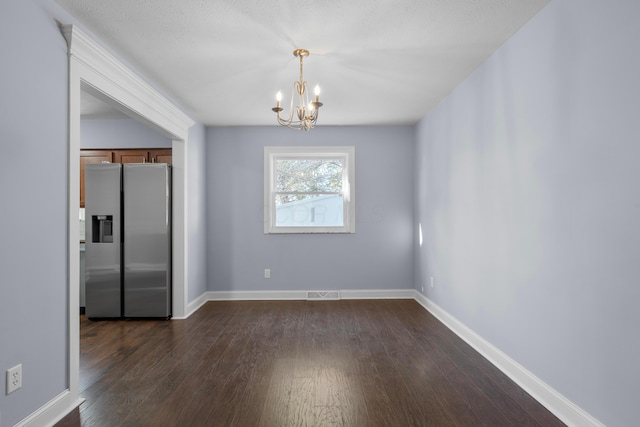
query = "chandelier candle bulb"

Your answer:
(314, 85), (320, 102)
